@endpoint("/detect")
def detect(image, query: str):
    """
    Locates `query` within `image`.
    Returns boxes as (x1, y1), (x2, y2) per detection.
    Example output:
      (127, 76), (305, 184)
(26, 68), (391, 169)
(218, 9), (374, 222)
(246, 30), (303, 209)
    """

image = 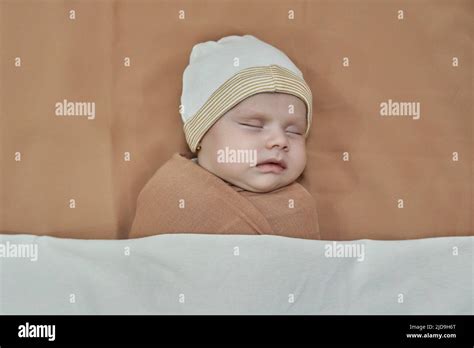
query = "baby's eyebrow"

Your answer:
(236, 110), (266, 117)
(233, 112), (267, 123)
